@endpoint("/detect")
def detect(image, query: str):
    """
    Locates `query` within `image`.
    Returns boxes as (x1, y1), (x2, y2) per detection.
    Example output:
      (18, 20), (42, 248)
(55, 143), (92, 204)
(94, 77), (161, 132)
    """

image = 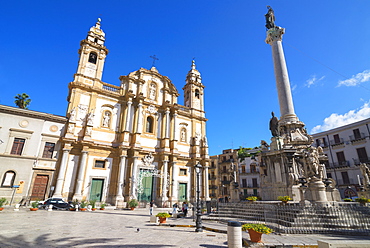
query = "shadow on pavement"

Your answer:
(0, 234), (177, 248)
